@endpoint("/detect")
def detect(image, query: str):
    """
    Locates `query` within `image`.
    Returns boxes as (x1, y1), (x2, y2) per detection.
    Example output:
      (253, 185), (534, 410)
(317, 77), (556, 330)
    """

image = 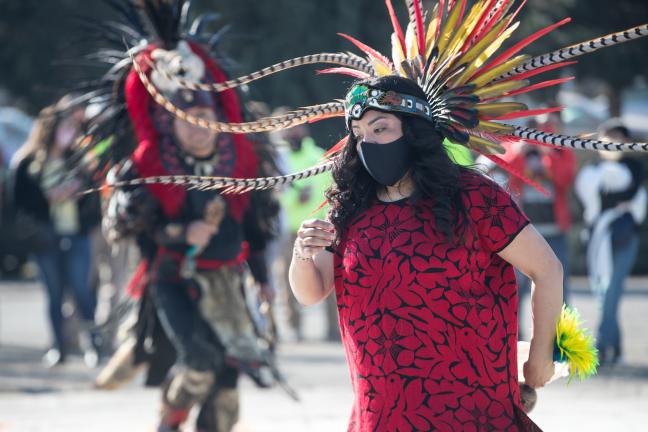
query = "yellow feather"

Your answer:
(425, 4), (440, 56)
(391, 32), (406, 76)
(437, 0), (486, 65)
(468, 54), (529, 88)
(371, 58), (393, 77)
(436, 2), (463, 55)
(405, 22), (419, 61)
(467, 134), (506, 154)
(455, 19), (510, 71)
(454, 20), (520, 86)
(471, 79), (528, 99)
(476, 120), (515, 134)
(475, 102), (527, 117)
(475, 21), (520, 68)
